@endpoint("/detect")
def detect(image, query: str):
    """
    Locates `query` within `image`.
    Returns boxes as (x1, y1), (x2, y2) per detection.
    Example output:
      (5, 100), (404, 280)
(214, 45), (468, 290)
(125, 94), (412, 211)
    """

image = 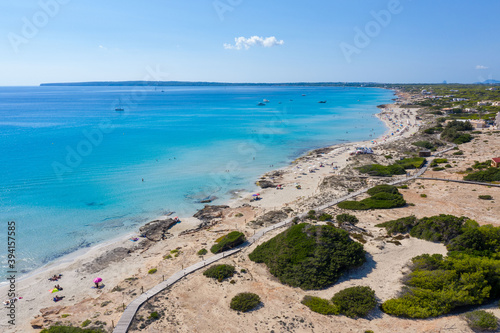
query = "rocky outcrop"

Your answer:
(180, 205), (229, 236)
(256, 180), (275, 188)
(249, 208), (292, 228)
(79, 247), (132, 274)
(139, 218), (178, 242)
(31, 316), (48, 329)
(193, 205), (228, 223)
